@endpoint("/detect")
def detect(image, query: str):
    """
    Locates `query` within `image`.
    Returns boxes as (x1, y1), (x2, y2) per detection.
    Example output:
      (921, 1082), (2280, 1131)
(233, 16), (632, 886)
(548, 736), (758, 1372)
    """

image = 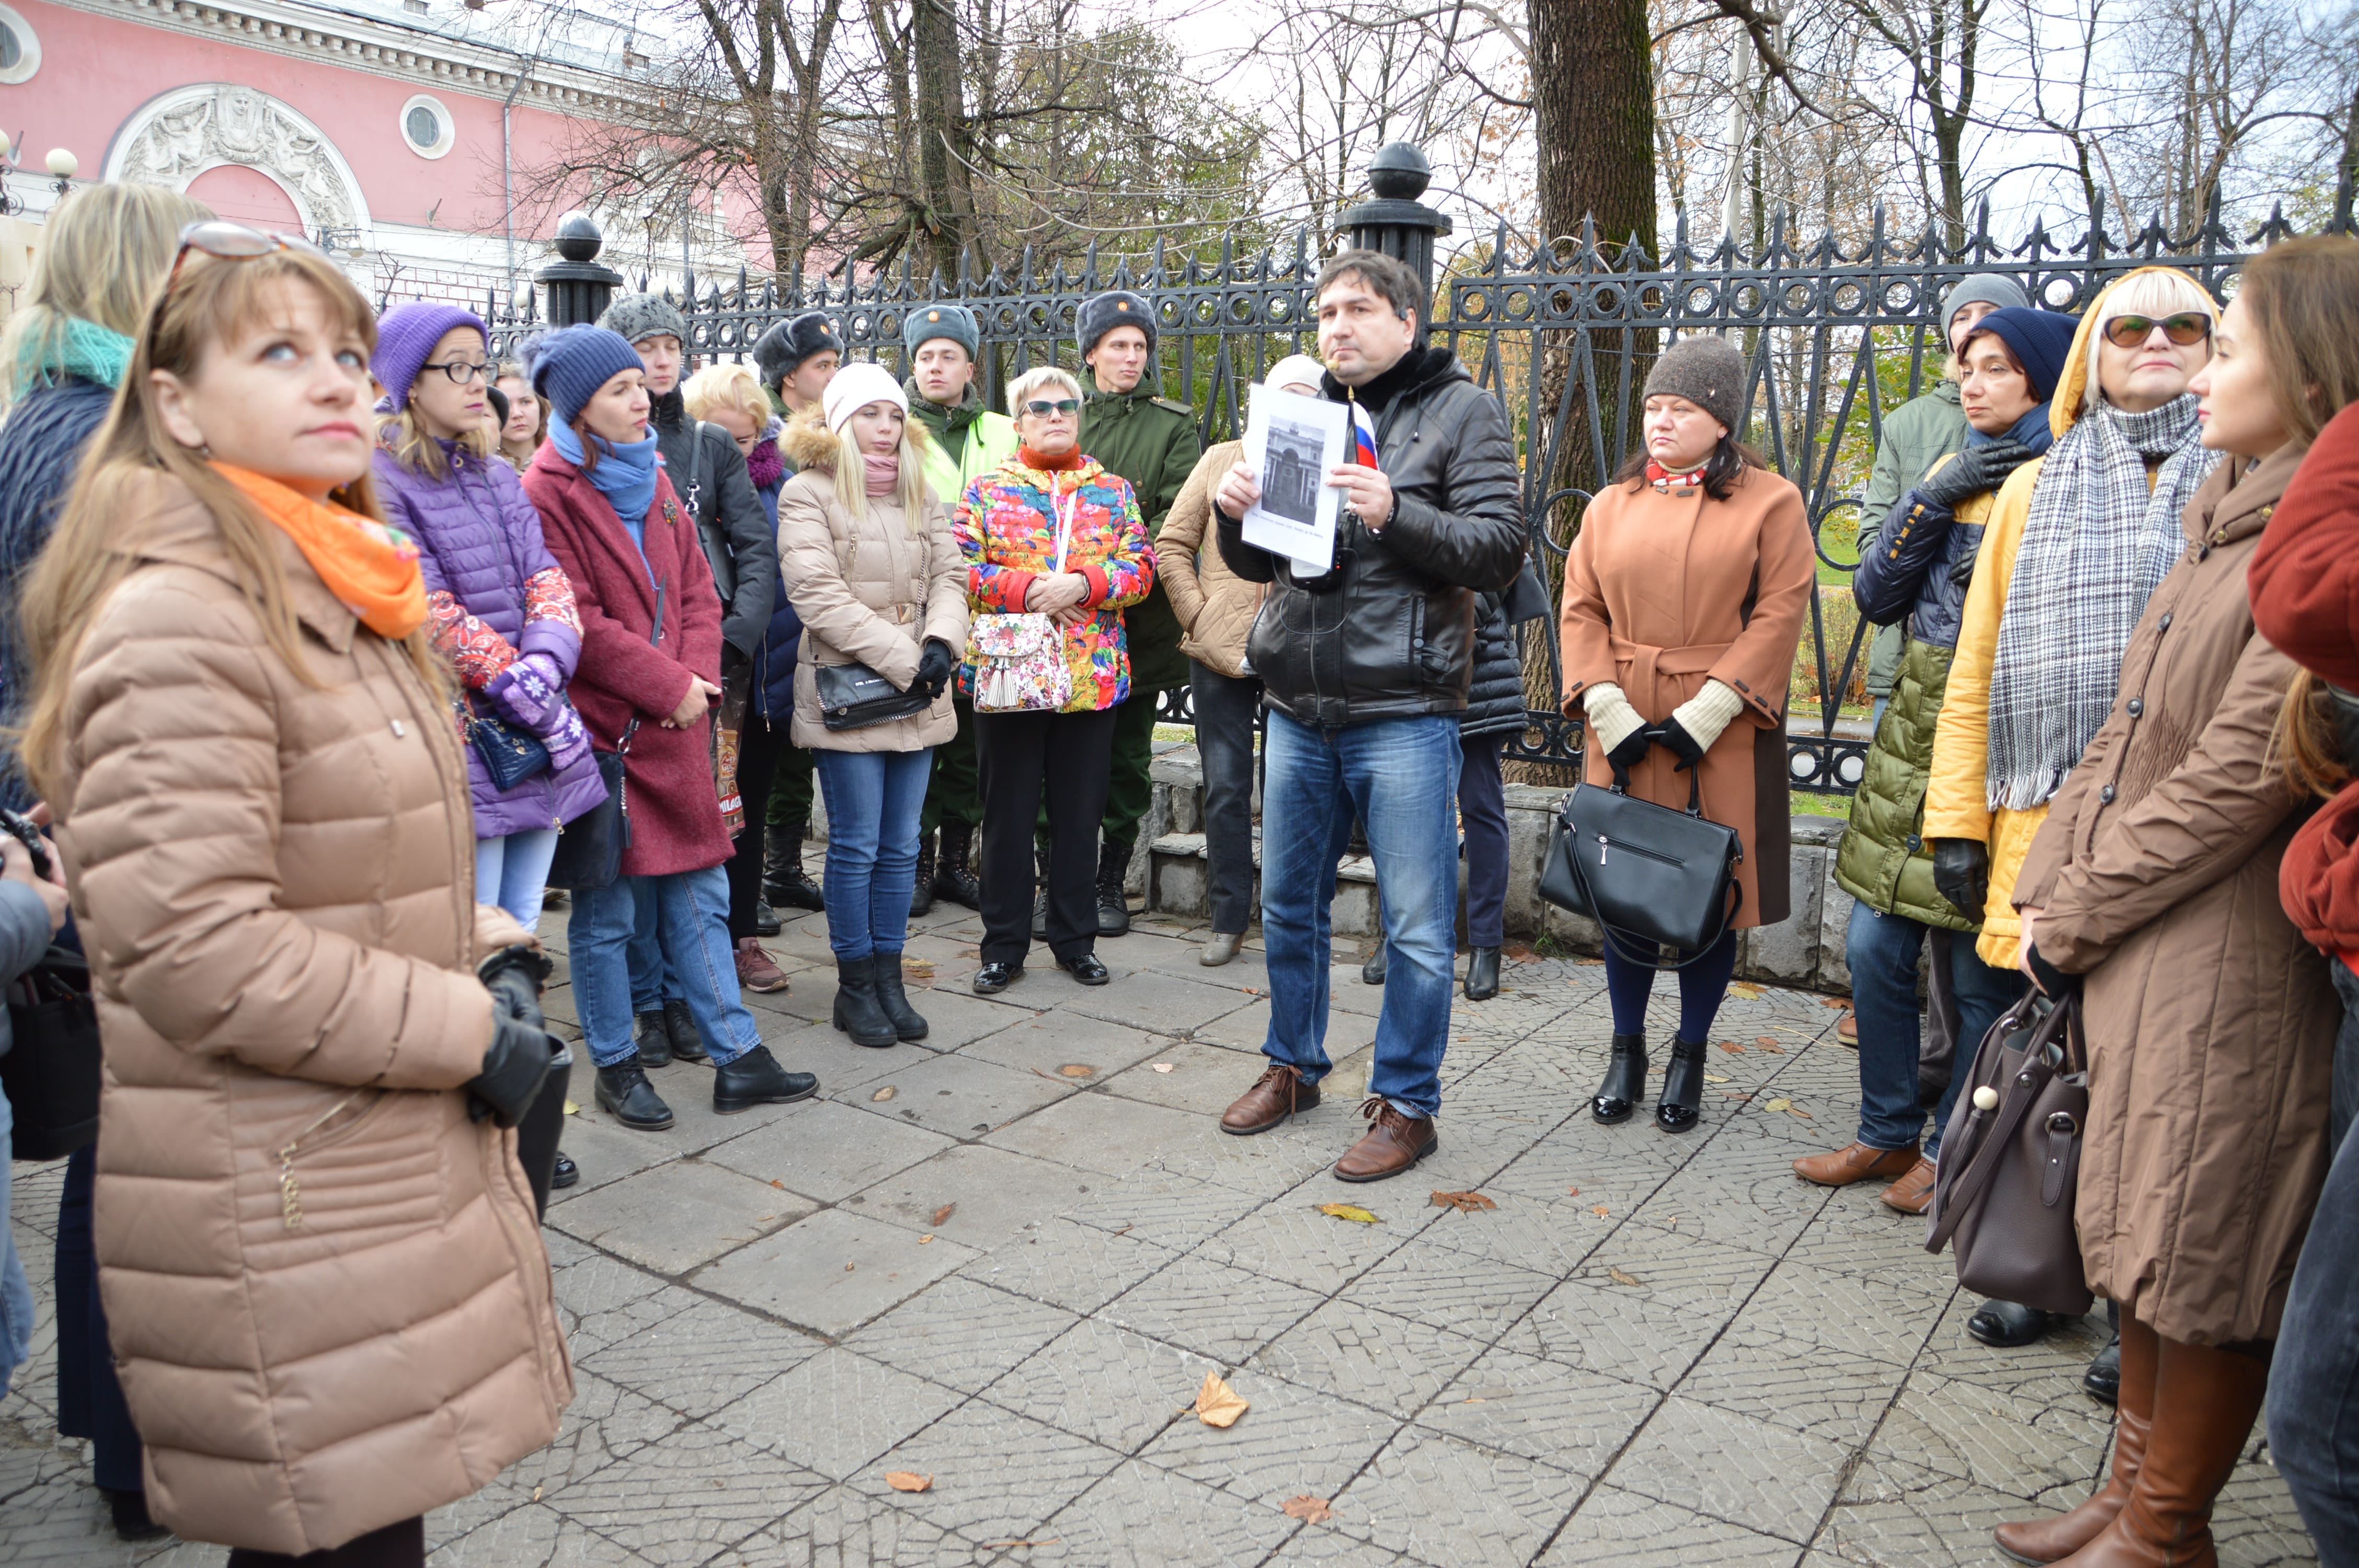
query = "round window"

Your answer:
(399, 95), (453, 159)
(0, 24), (19, 69)
(0, 4), (38, 83)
